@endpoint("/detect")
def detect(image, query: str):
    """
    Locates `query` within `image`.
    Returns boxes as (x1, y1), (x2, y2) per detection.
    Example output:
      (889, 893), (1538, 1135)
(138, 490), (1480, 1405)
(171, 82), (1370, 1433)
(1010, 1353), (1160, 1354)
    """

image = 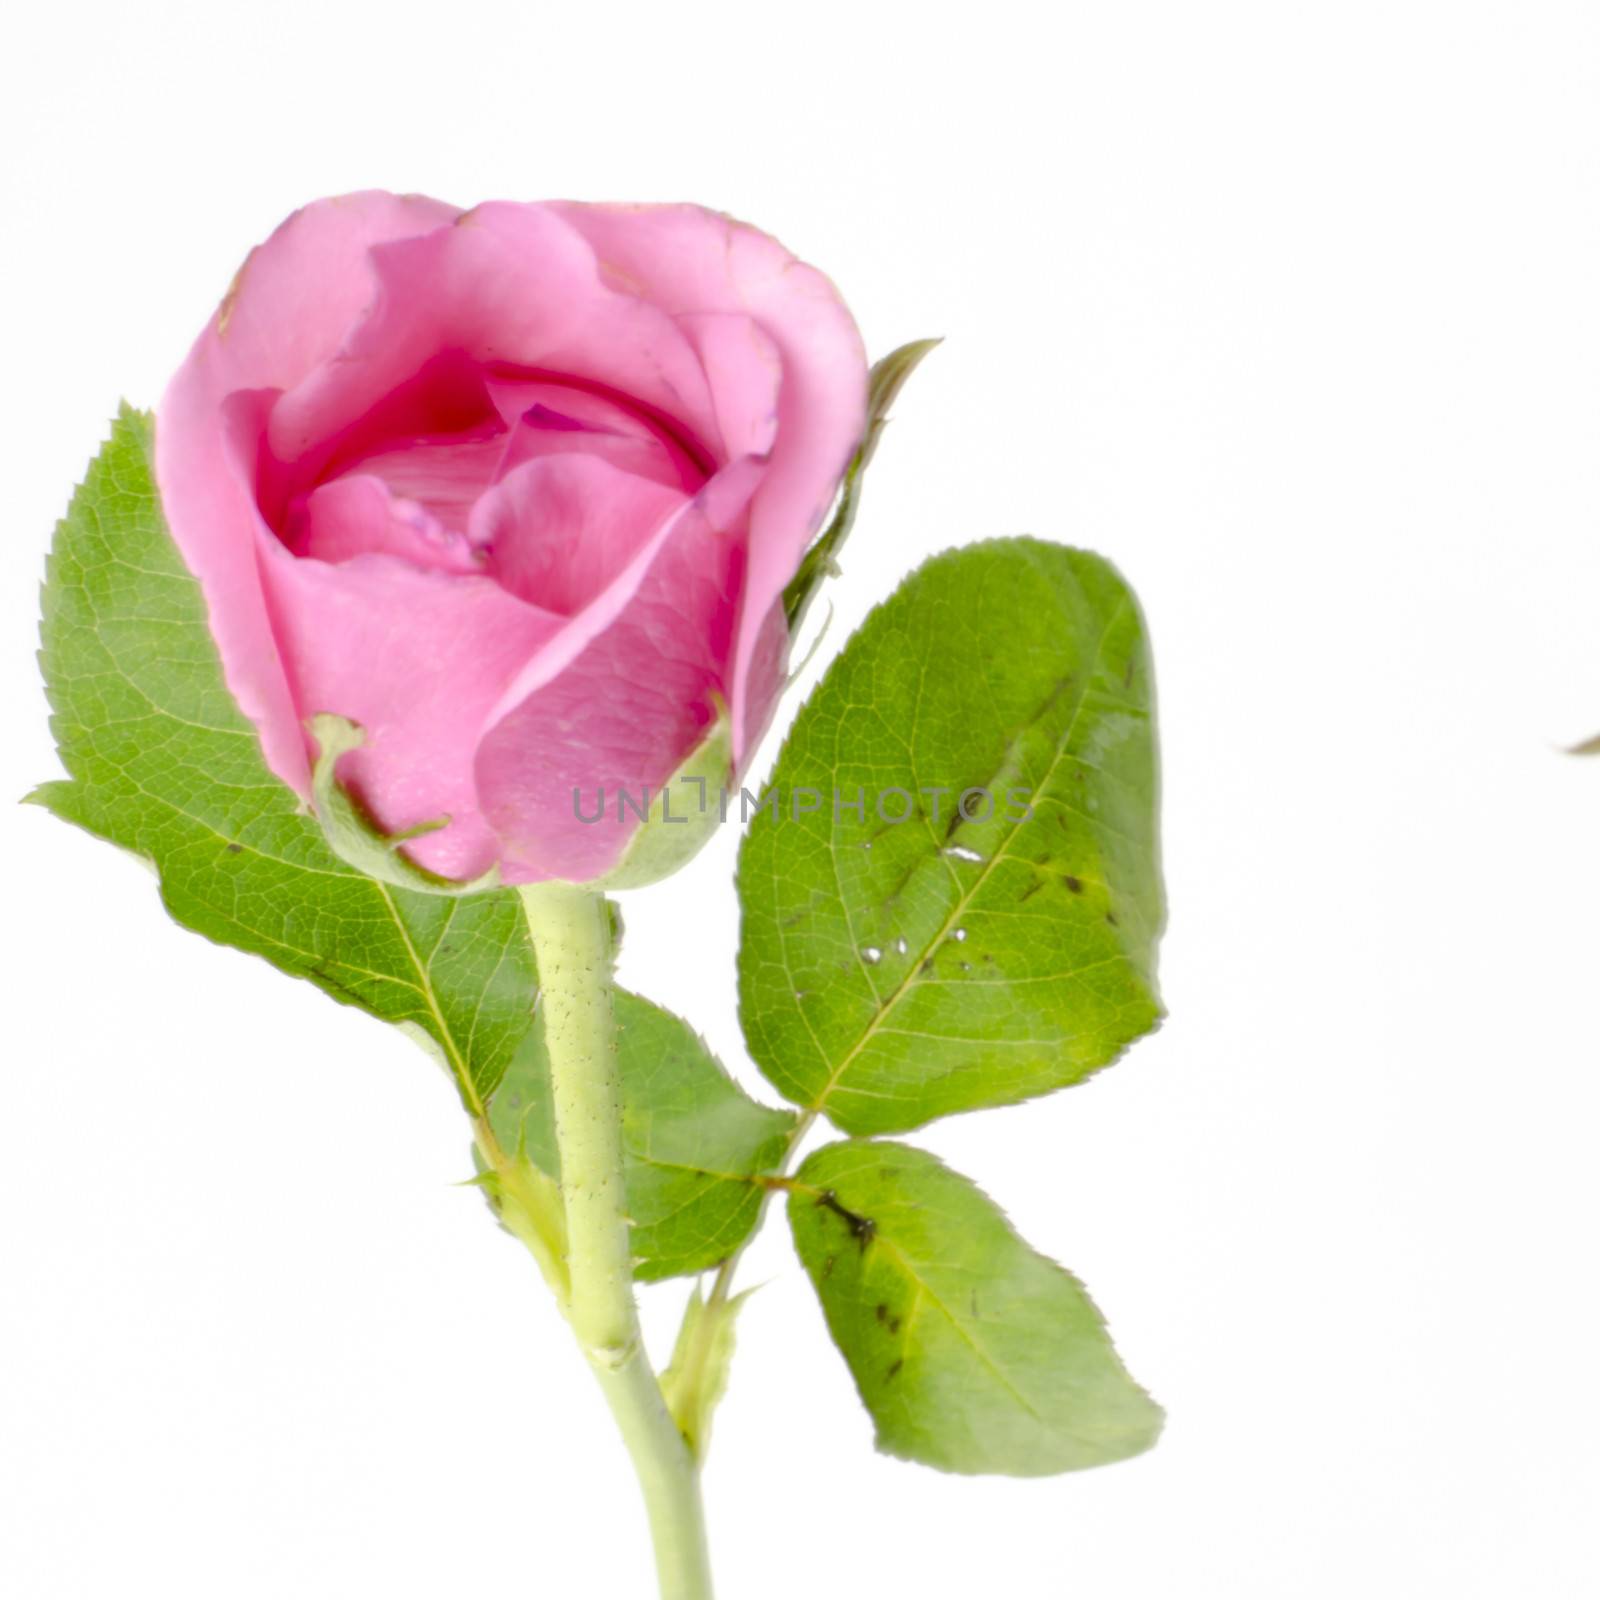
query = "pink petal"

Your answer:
(254, 540), (563, 881)
(267, 205), (723, 481)
(545, 203), (869, 763)
(206, 192), (461, 394)
(472, 454), (688, 616)
(486, 380), (700, 491)
(477, 460), (764, 883)
(156, 193), (461, 797)
(337, 432), (508, 534)
(288, 475), (484, 575)
(676, 311), (783, 463)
